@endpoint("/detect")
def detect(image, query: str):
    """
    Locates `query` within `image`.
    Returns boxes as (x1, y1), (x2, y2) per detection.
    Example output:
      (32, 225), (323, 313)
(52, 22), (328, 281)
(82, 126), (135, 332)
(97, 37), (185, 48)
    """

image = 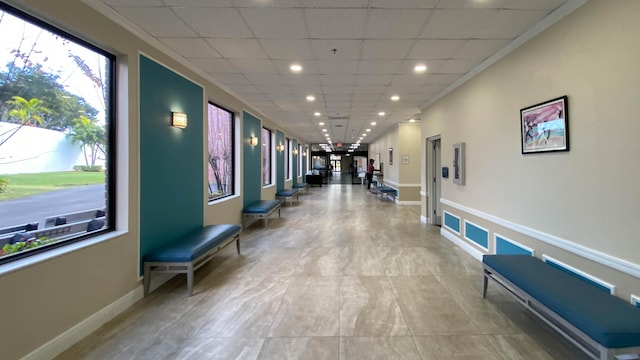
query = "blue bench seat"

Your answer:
(143, 224), (241, 297)
(242, 199), (282, 228)
(483, 255), (640, 359)
(293, 182), (308, 193)
(372, 185), (396, 202)
(276, 188), (299, 206)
